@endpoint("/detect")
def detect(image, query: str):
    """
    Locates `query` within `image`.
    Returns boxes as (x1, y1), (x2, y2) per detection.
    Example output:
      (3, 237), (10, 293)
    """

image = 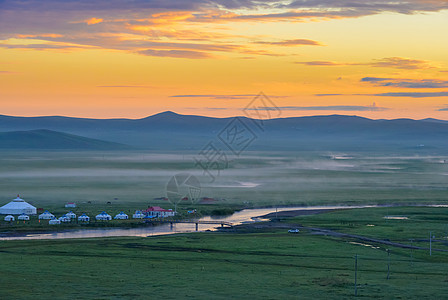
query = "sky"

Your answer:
(0, 0), (448, 119)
